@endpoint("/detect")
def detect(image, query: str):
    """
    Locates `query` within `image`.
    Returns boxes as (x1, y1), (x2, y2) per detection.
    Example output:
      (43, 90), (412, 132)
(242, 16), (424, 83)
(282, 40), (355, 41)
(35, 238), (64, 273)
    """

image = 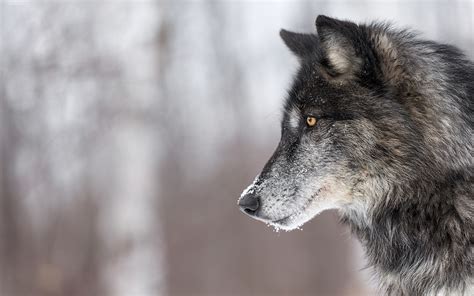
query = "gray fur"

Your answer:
(238, 16), (473, 295)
